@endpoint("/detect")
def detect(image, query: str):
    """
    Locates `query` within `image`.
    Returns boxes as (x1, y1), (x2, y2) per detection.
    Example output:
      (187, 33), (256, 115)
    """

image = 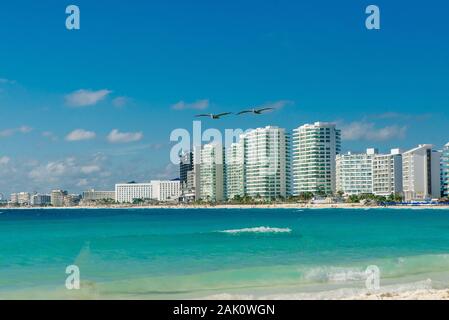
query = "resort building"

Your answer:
(115, 183), (153, 203)
(241, 126), (290, 199)
(82, 189), (116, 201)
(150, 180), (181, 202)
(336, 148), (403, 196)
(402, 144), (442, 201)
(225, 141), (245, 200)
(372, 149), (403, 197)
(194, 143), (225, 202)
(336, 149), (377, 195)
(31, 194), (51, 206)
(51, 190), (67, 207)
(292, 122), (341, 196)
(9, 193), (18, 204)
(442, 142), (449, 197)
